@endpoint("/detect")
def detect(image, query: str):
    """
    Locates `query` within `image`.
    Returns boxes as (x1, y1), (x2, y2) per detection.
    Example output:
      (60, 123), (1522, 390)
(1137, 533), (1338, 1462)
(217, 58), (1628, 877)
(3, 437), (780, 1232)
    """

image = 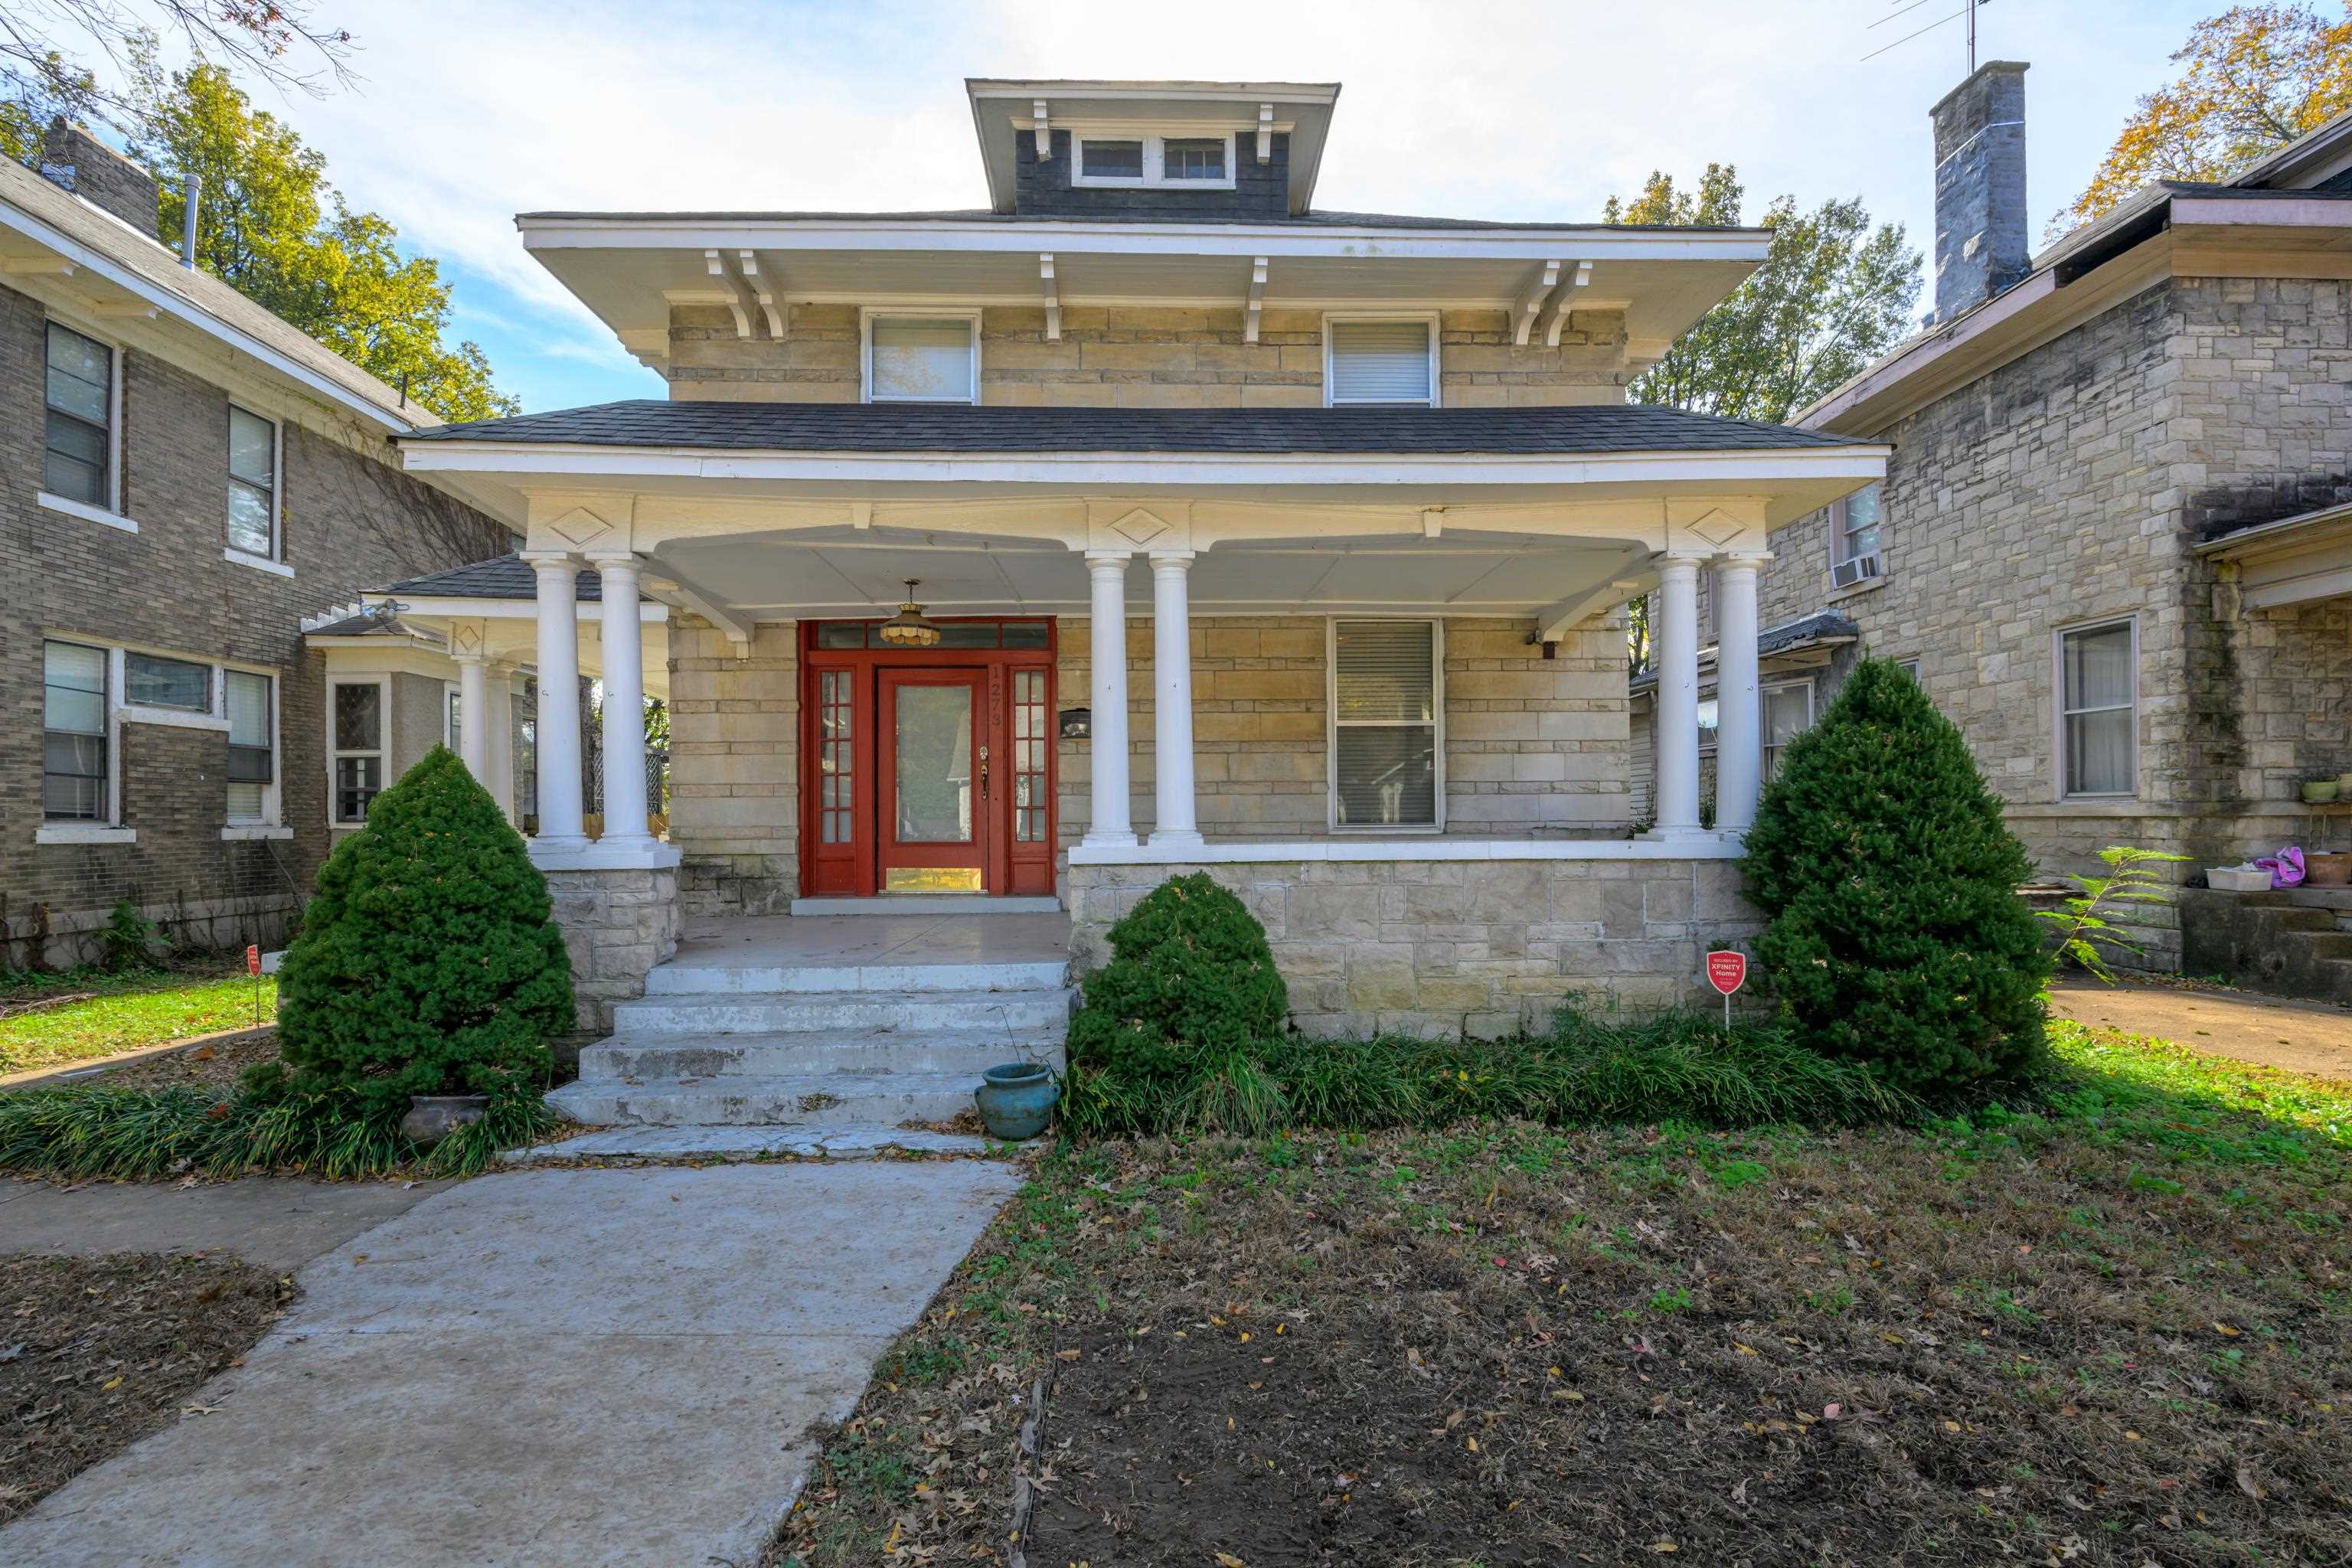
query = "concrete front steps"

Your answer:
(547, 929), (1073, 1131)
